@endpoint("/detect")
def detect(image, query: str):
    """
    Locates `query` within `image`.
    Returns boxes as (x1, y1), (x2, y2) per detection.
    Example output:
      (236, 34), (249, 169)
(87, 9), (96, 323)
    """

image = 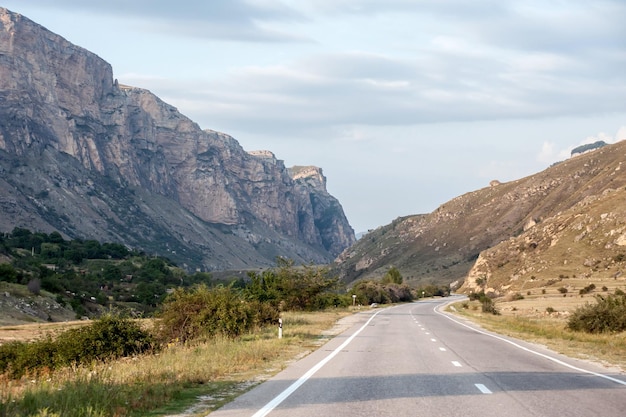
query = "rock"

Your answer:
(0, 8), (355, 270)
